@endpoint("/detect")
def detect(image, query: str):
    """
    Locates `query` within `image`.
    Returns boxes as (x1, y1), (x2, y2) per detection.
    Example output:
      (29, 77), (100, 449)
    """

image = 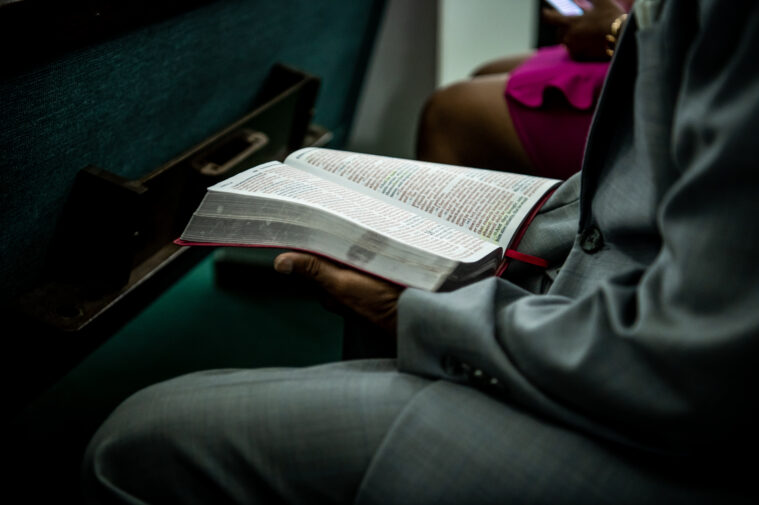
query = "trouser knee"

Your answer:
(82, 379), (196, 504)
